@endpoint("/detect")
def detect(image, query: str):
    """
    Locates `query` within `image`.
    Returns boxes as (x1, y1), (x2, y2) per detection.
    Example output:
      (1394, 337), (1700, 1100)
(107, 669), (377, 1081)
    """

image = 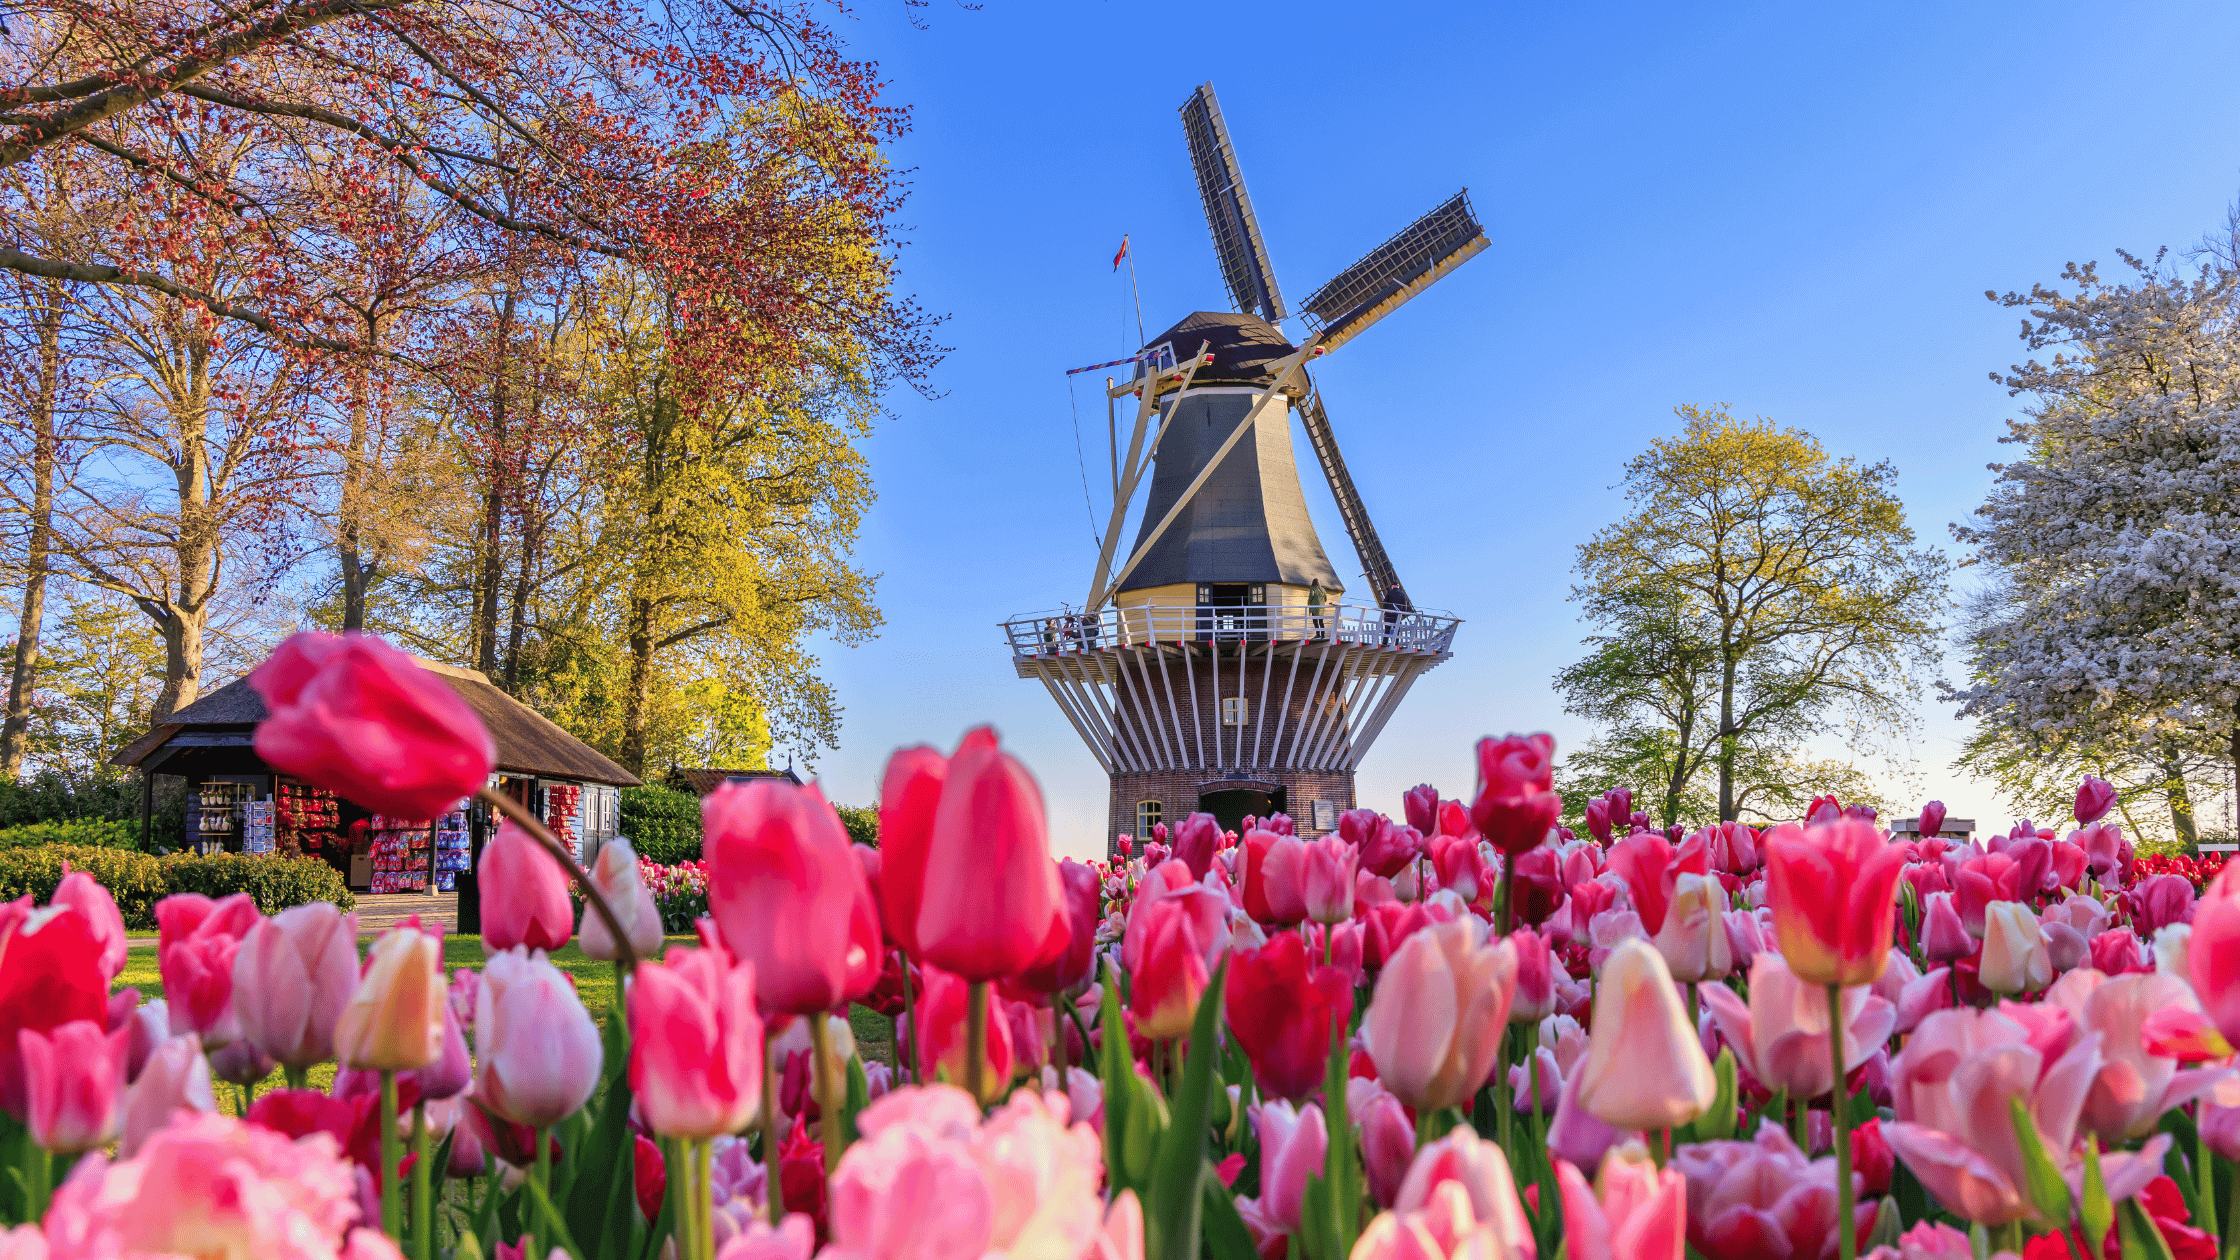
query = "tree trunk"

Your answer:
(2159, 740), (2199, 850)
(338, 345), (373, 631)
(0, 279), (64, 778)
(622, 595), (655, 775)
(1717, 657), (1739, 821)
(502, 516), (536, 691)
(151, 345), (218, 721)
(474, 290), (517, 676)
